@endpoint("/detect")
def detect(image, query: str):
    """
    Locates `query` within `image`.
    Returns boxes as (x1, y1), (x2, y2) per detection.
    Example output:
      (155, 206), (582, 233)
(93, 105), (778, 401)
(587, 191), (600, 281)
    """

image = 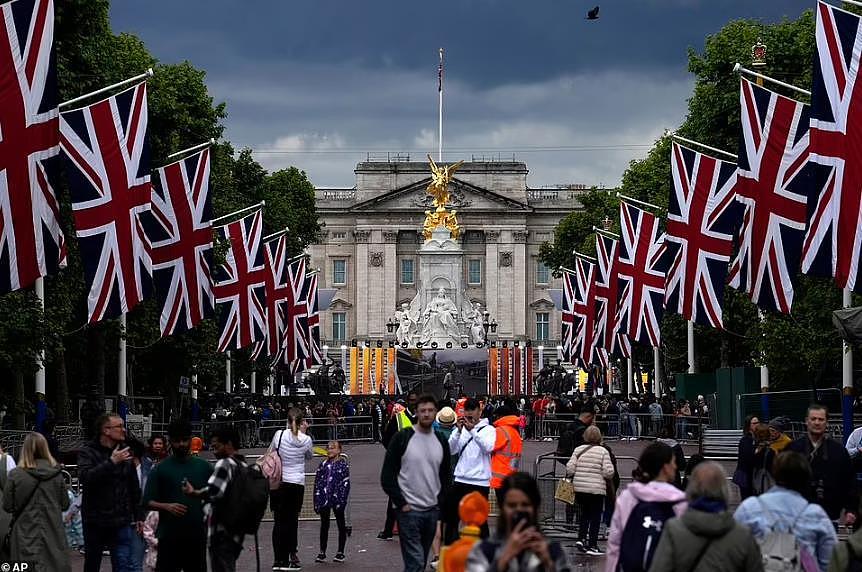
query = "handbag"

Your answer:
(555, 477), (576, 505)
(257, 430), (284, 490)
